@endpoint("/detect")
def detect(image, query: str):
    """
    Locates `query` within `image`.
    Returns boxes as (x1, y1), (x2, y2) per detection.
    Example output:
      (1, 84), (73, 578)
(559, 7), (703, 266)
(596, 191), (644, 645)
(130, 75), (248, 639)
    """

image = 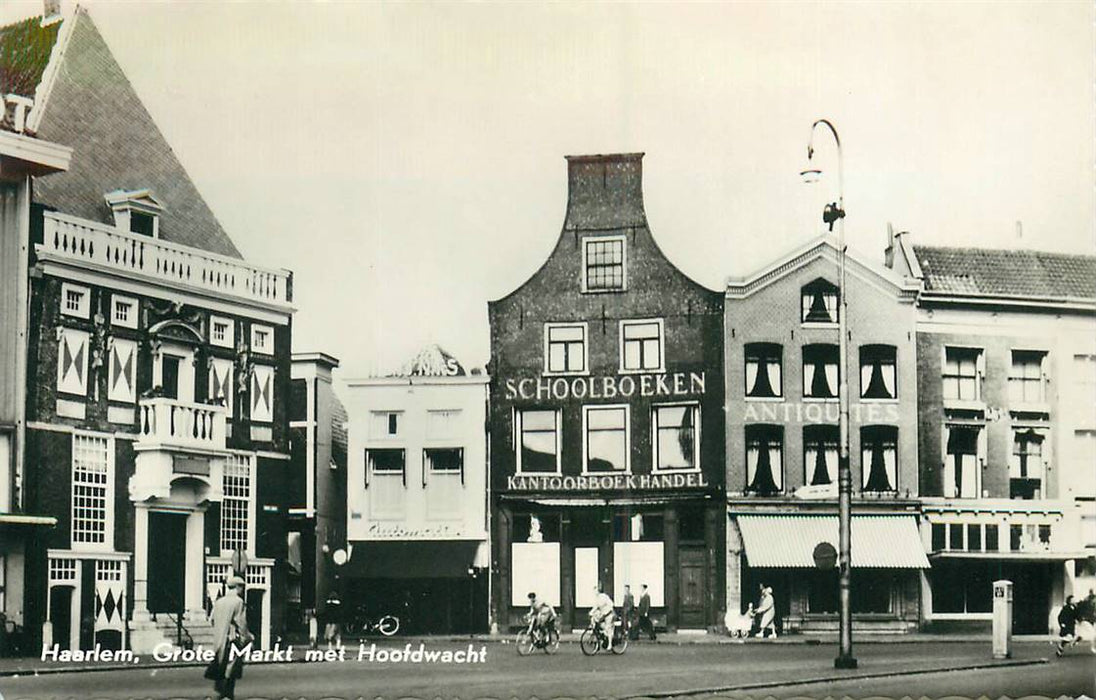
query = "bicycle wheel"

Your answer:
(579, 628), (601, 656)
(377, 615), (399, 636)
(516, 630), (536, 656)
(610, 626), (629, 655)
(544, 628), (560, 655)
